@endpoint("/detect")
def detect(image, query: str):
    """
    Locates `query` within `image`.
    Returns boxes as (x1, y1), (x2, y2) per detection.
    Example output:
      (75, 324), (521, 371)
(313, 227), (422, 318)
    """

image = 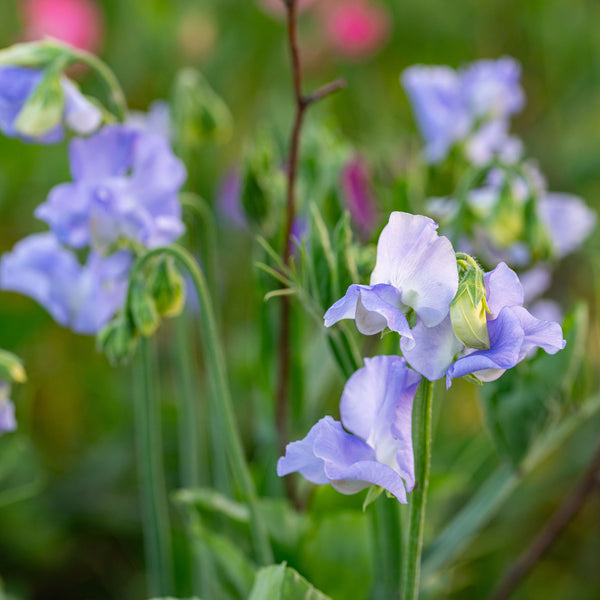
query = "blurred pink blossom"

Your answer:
(321, 0), (390, 61)
(21, 0), (104, 53)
